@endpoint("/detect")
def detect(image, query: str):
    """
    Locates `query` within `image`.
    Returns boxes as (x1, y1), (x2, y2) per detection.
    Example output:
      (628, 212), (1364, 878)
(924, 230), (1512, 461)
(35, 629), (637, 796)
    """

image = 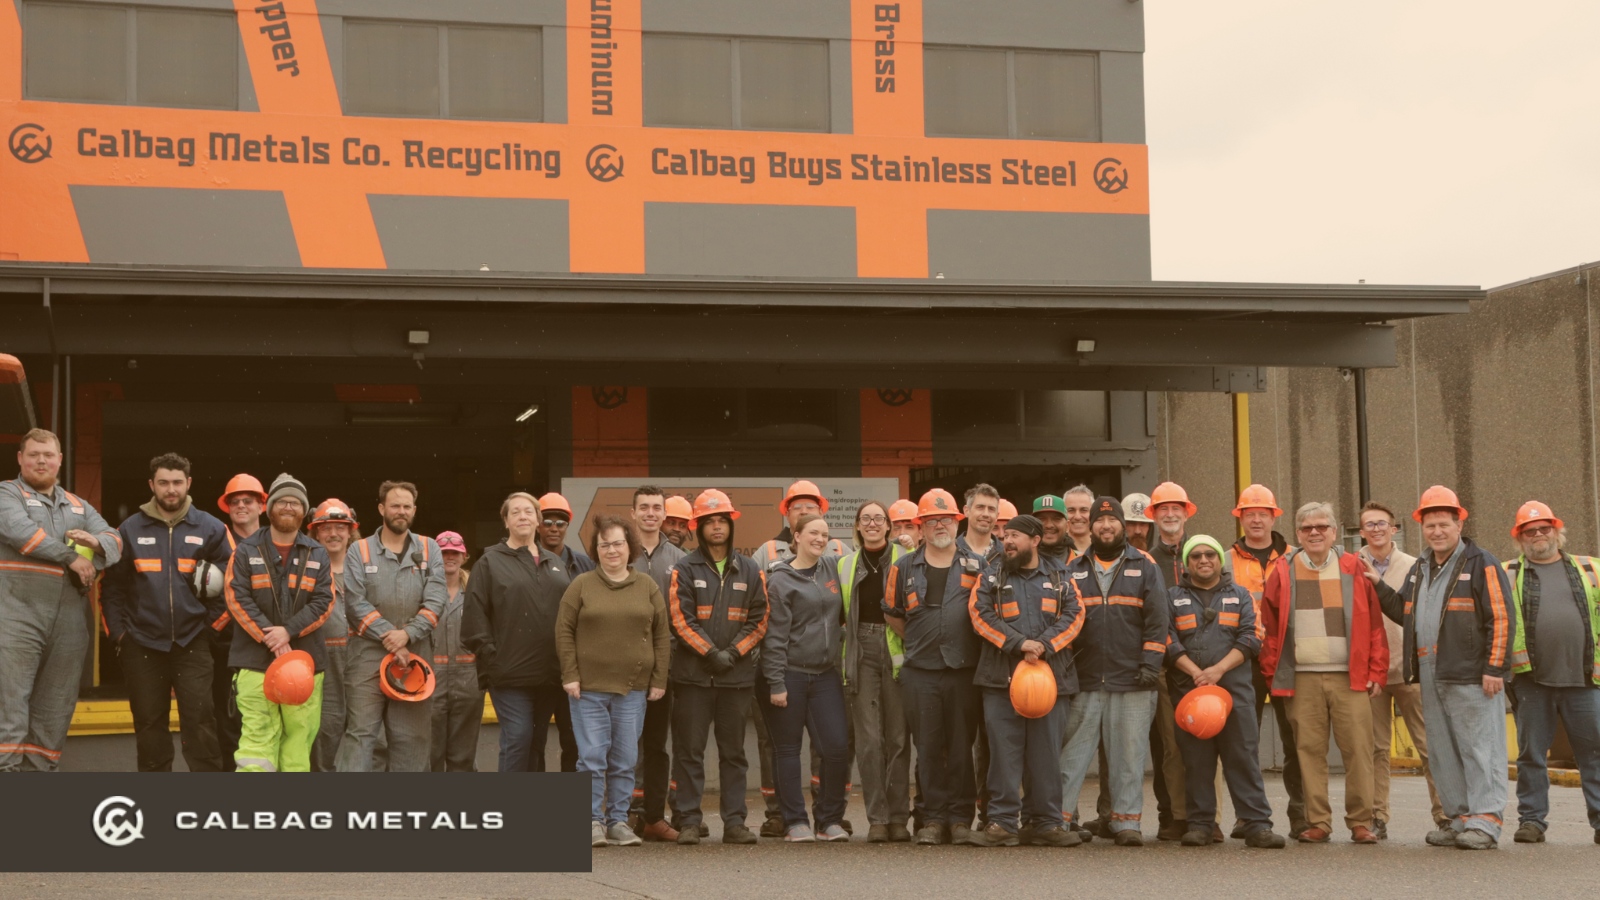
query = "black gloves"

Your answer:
(1136, 664), (1161, 690)
(705, 649), (737, 674)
